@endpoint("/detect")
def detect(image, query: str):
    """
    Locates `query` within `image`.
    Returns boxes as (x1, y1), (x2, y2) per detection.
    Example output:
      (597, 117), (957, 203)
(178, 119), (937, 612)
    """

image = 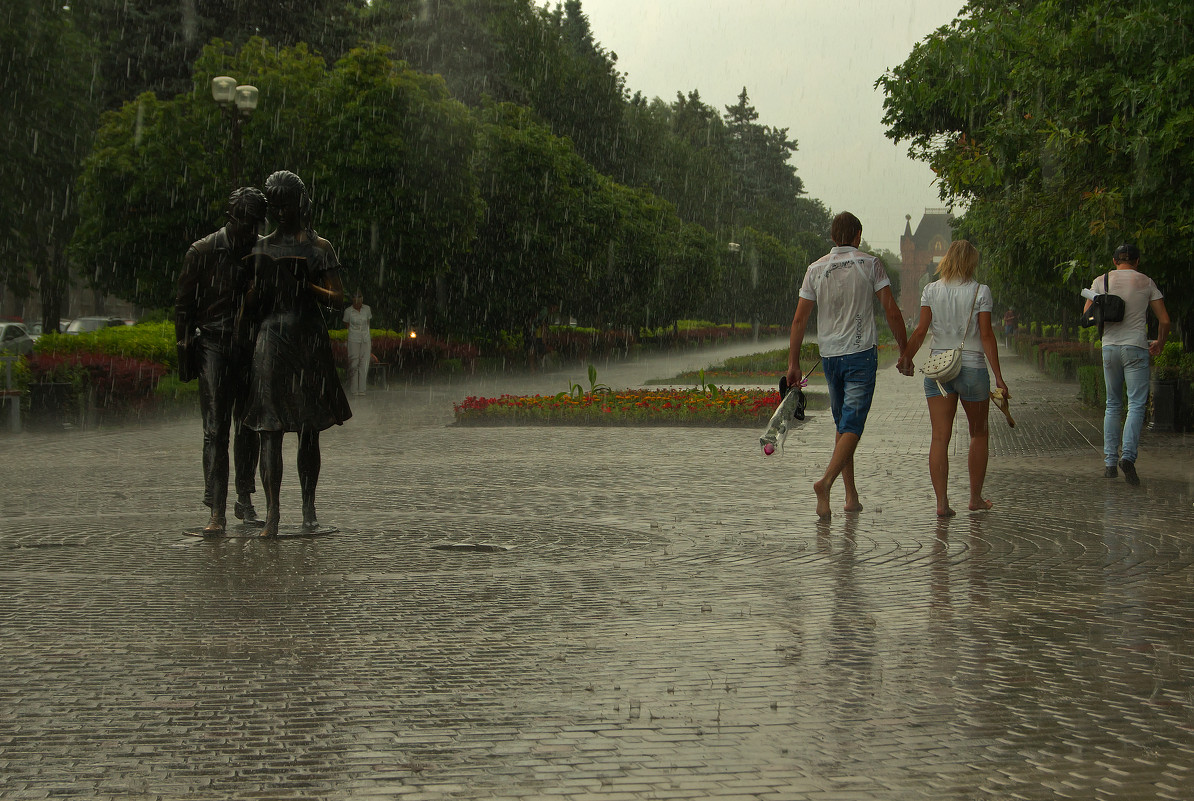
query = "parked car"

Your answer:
(64, 316), (131, 334)
(28, 320), (70, 339)
(0, 321), (34, 355)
